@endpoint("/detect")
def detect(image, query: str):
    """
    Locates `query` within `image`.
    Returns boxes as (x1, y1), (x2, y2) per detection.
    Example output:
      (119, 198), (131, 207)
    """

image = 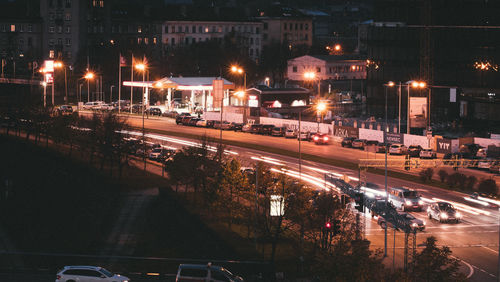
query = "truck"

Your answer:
(389, 187), (424, 212)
